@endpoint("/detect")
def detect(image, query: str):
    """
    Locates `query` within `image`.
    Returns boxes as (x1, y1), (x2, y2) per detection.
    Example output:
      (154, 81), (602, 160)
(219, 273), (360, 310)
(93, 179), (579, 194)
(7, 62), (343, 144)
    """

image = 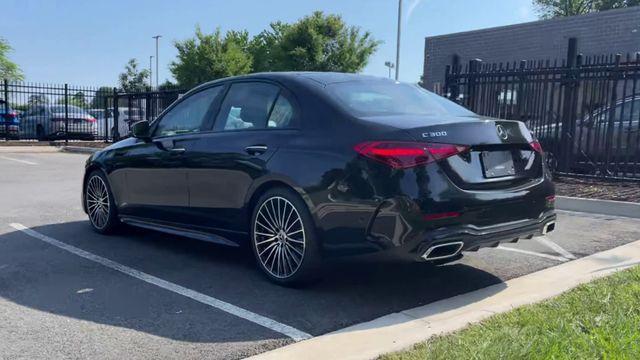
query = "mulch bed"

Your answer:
(554, 176), (640, 203)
